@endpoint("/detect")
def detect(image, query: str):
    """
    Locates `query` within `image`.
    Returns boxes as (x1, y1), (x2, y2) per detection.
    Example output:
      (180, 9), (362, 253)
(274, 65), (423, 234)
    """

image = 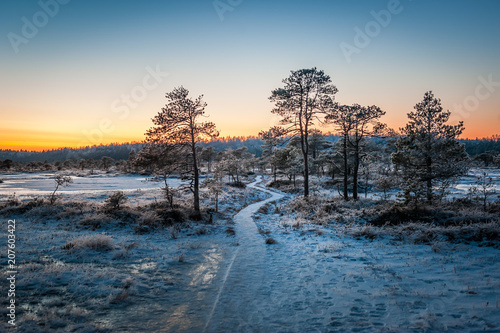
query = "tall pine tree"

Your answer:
(392, 91), (469, 204)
